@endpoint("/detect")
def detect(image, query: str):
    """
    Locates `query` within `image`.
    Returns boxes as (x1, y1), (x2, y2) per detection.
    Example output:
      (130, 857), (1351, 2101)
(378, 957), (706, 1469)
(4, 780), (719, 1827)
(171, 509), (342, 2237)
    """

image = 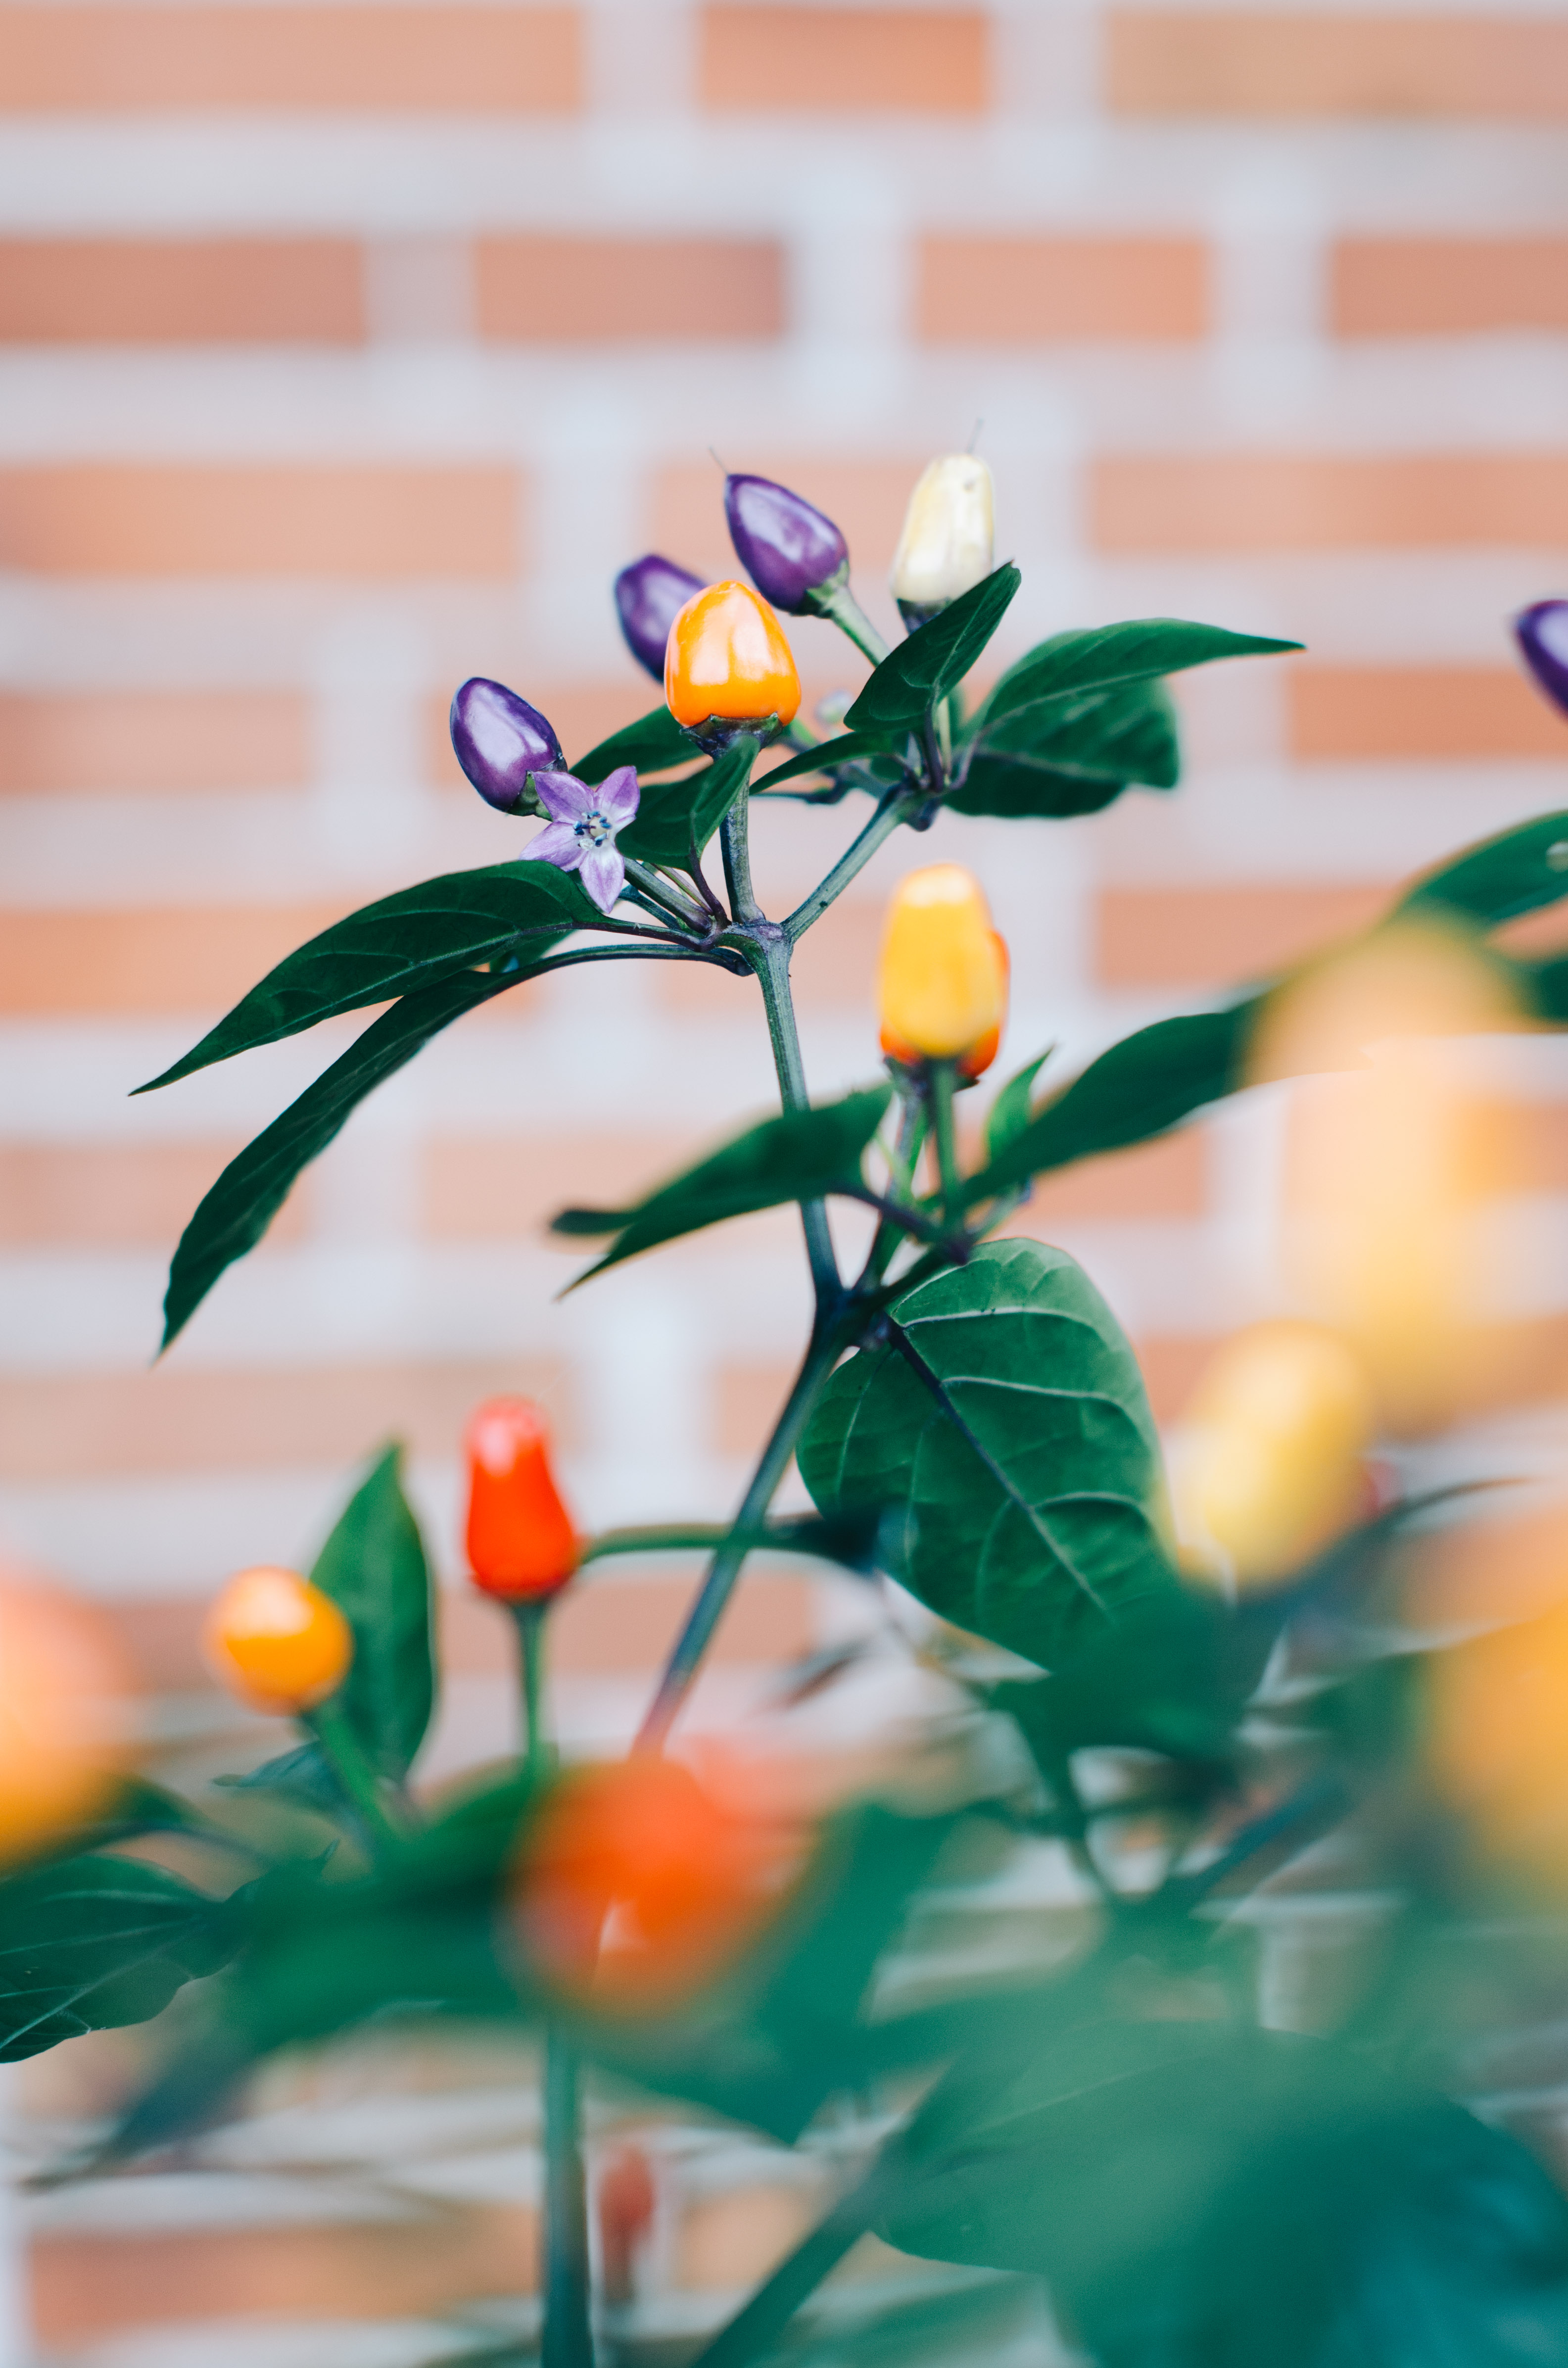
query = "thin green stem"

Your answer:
(747, 927), (840, 1307)
(929, 1061), (963, 1226)
(622, 856), (707, 934)
(719, 777), (762, 922)
(513, 1602), (549, 1782)
(812, 581), (891, 669)
(782, 788), (915, 945)
(684, 2173), (881, 2368)
(305, 1701), (402, 1856)
(541, 2035), (594, 2368)
(855, 1089), (930, 1289)
(634, 1322), (843, 1754)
